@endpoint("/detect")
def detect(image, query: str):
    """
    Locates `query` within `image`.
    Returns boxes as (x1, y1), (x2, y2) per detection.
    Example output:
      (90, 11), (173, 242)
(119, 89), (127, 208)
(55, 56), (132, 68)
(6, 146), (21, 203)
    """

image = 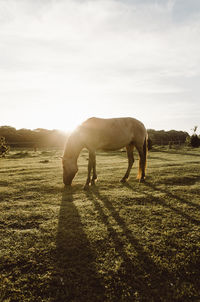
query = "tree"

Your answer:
(191, 125), (198, 134)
